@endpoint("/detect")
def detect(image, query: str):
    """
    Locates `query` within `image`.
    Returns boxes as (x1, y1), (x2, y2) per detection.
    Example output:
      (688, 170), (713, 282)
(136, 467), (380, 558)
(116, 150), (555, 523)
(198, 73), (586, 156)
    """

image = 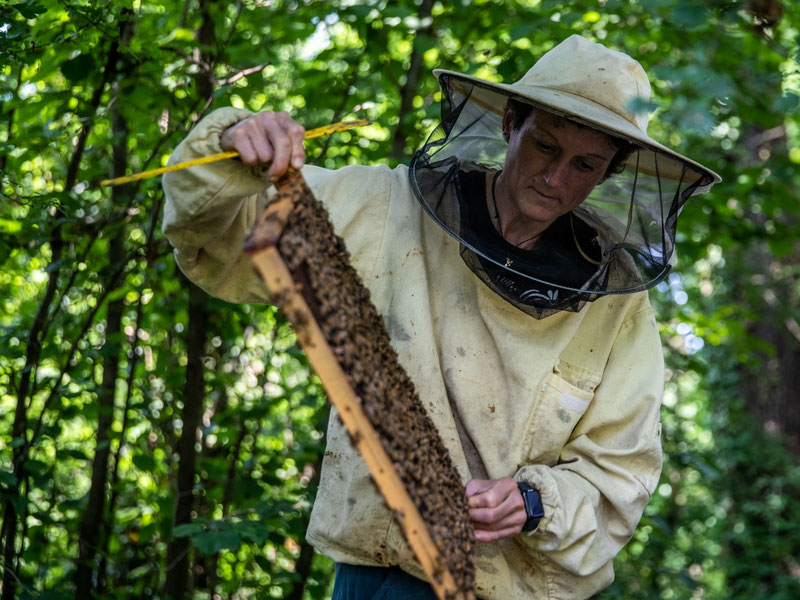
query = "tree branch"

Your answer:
(217, 63), (271, 87)
(390, 0), (435, 160)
